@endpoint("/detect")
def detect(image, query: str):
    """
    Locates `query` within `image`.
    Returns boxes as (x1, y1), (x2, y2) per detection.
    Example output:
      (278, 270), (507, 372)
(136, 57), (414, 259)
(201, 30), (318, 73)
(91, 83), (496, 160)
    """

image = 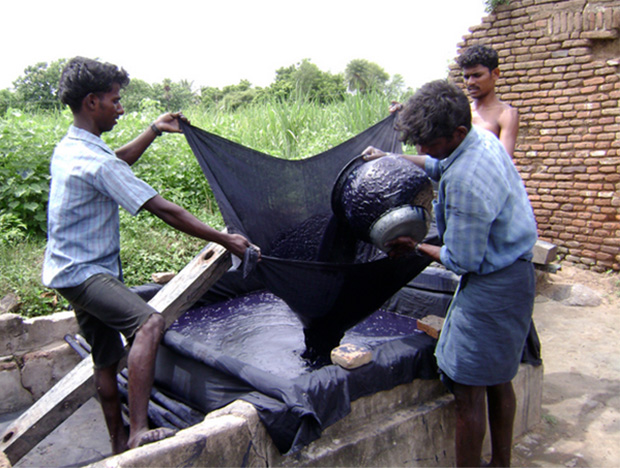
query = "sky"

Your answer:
(1, 0), (489, 92)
